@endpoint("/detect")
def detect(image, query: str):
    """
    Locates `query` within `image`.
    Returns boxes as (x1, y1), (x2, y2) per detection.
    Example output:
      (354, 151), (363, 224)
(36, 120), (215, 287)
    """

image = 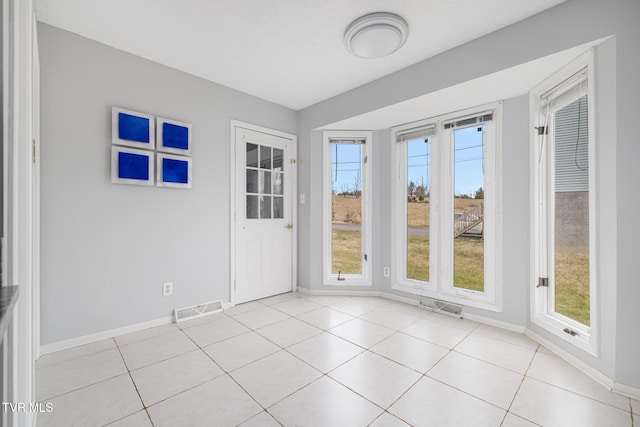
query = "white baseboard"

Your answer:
(613, 382), (640, 401)
(304, 288), (384, 297)
(39, 315), (173, 356)
(463, 312), (526, 333)
(524, 329), (615, 391)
